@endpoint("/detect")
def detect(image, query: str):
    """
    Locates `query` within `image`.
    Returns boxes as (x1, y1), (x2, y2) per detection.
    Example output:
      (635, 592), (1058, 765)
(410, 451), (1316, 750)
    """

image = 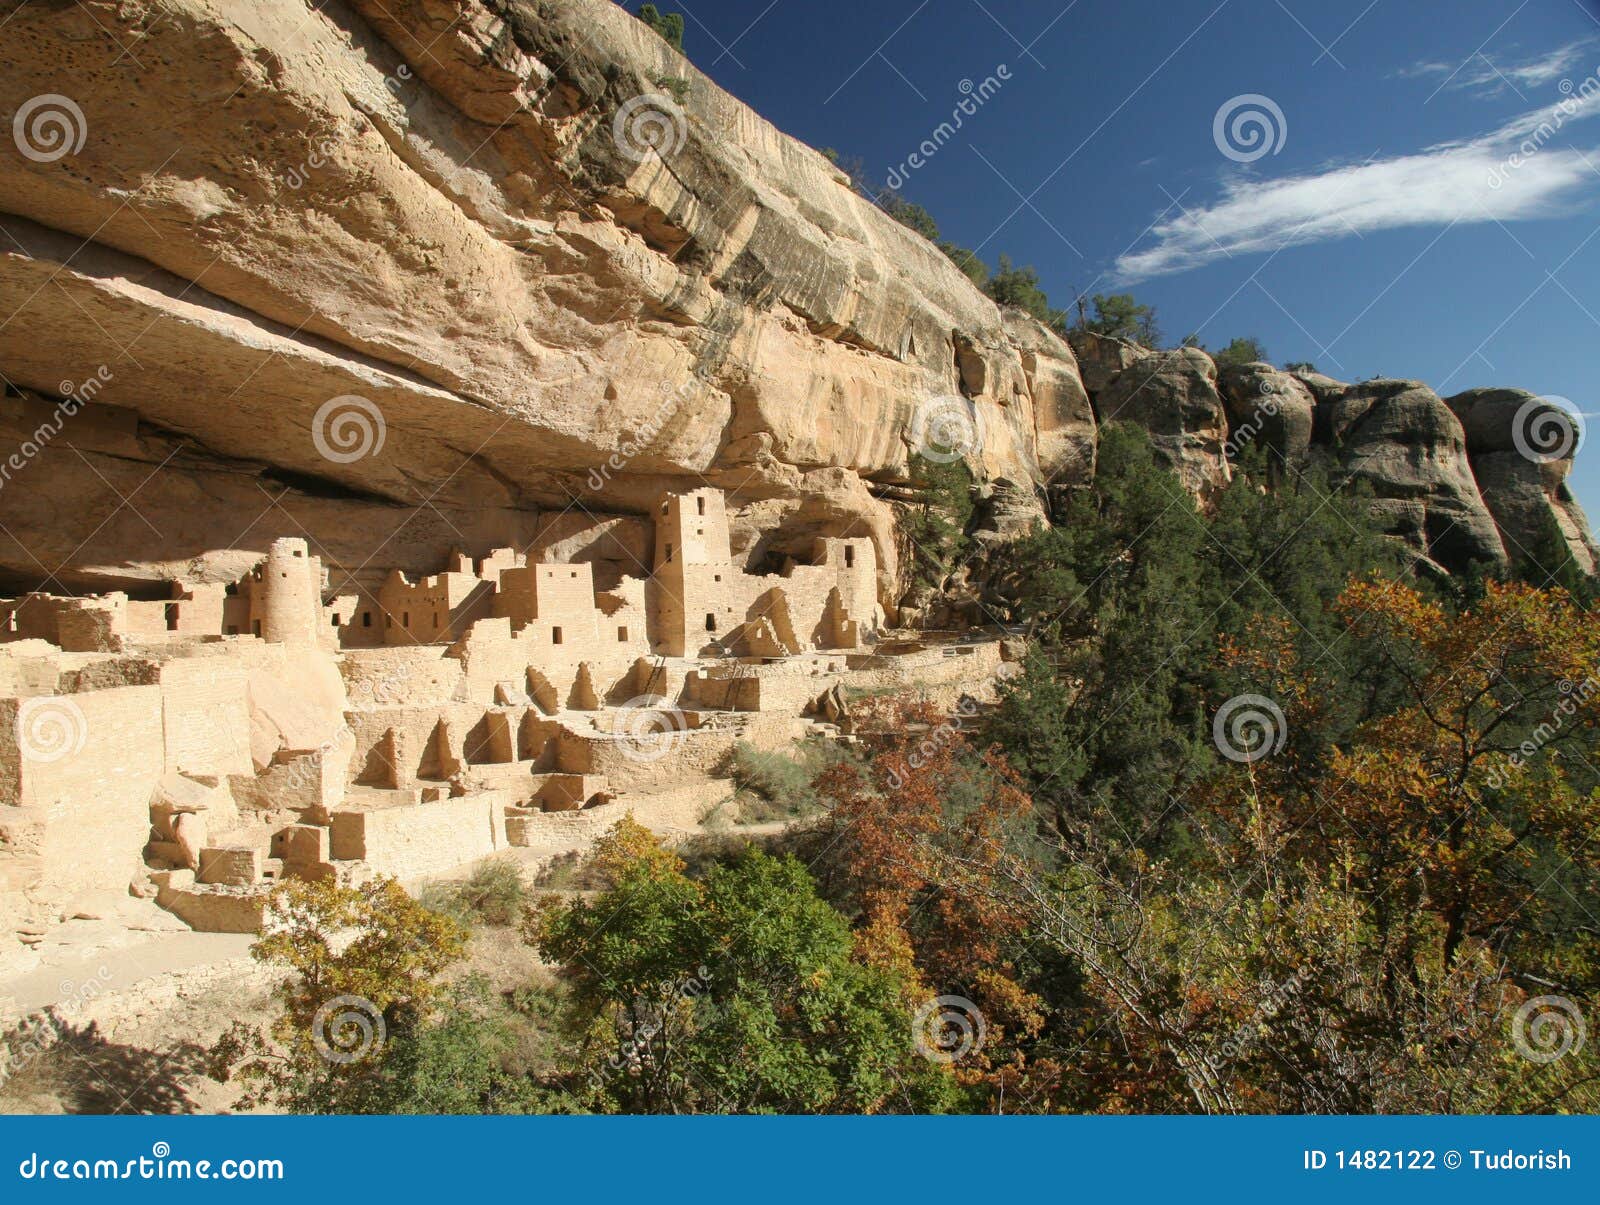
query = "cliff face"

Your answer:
(0, 0), (1090, 607)
(0, 0), (1589, 603)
